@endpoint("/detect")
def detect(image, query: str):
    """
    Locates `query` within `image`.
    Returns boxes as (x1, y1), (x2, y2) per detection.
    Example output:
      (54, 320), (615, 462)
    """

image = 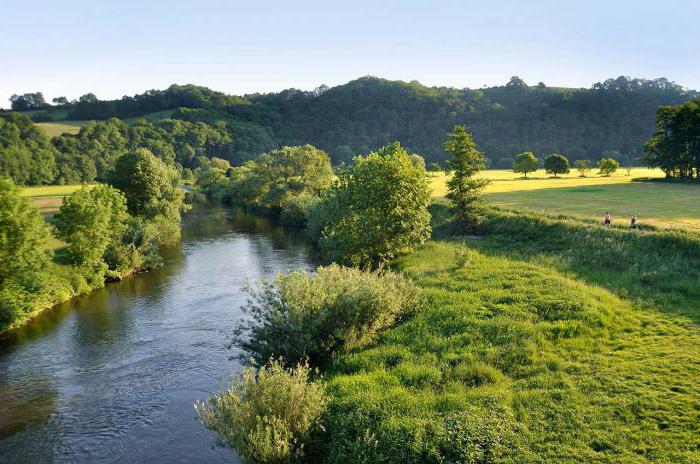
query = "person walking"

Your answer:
(604, 212), (611, 227)
(630, 214), (638, 229)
